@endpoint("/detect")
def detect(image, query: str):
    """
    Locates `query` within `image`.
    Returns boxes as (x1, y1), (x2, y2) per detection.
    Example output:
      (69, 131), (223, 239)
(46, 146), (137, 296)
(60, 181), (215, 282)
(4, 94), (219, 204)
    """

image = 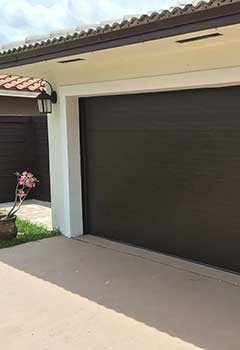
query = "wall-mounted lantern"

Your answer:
(36, 81), (57, 114)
